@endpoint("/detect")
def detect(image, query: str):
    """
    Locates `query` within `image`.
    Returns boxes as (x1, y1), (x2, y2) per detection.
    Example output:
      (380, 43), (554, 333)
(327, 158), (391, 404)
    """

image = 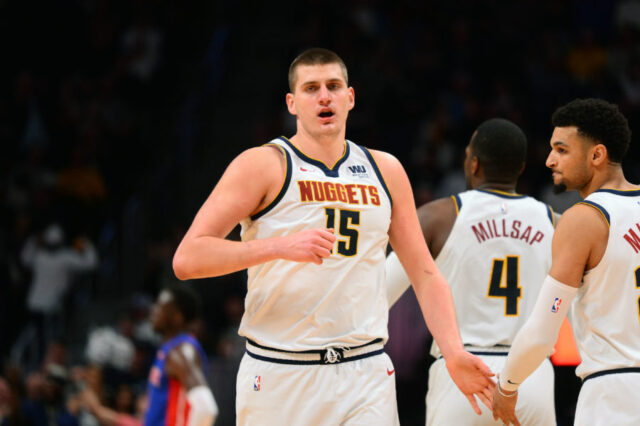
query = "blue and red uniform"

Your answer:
(144, 333), (208, 426)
